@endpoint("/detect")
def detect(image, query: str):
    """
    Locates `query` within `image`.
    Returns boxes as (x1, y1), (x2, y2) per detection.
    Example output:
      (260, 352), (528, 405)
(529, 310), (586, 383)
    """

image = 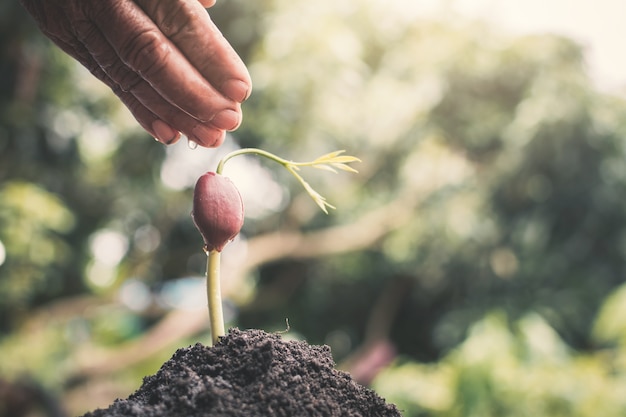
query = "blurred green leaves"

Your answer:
(0, 182), (74, 308)
(375, 310), (626, 417)
(593, 282), (626, 348)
